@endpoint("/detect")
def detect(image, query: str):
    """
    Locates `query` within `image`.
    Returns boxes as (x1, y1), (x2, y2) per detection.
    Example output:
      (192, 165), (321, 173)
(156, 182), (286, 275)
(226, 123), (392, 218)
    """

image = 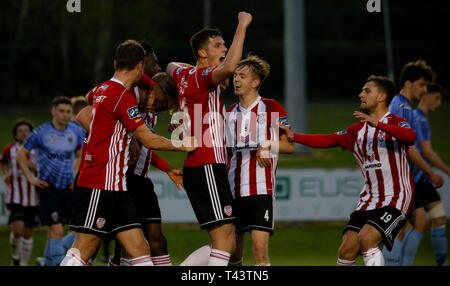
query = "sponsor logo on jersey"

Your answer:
(278, 116), (290, 128)
(202, 67), (214, 76)
(96, 217), (105, 229)
(98, 84), (109, 93)
(364, 161), (382, 170)
(127, 106), (140, 120)
(224, 205), (233, 217)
